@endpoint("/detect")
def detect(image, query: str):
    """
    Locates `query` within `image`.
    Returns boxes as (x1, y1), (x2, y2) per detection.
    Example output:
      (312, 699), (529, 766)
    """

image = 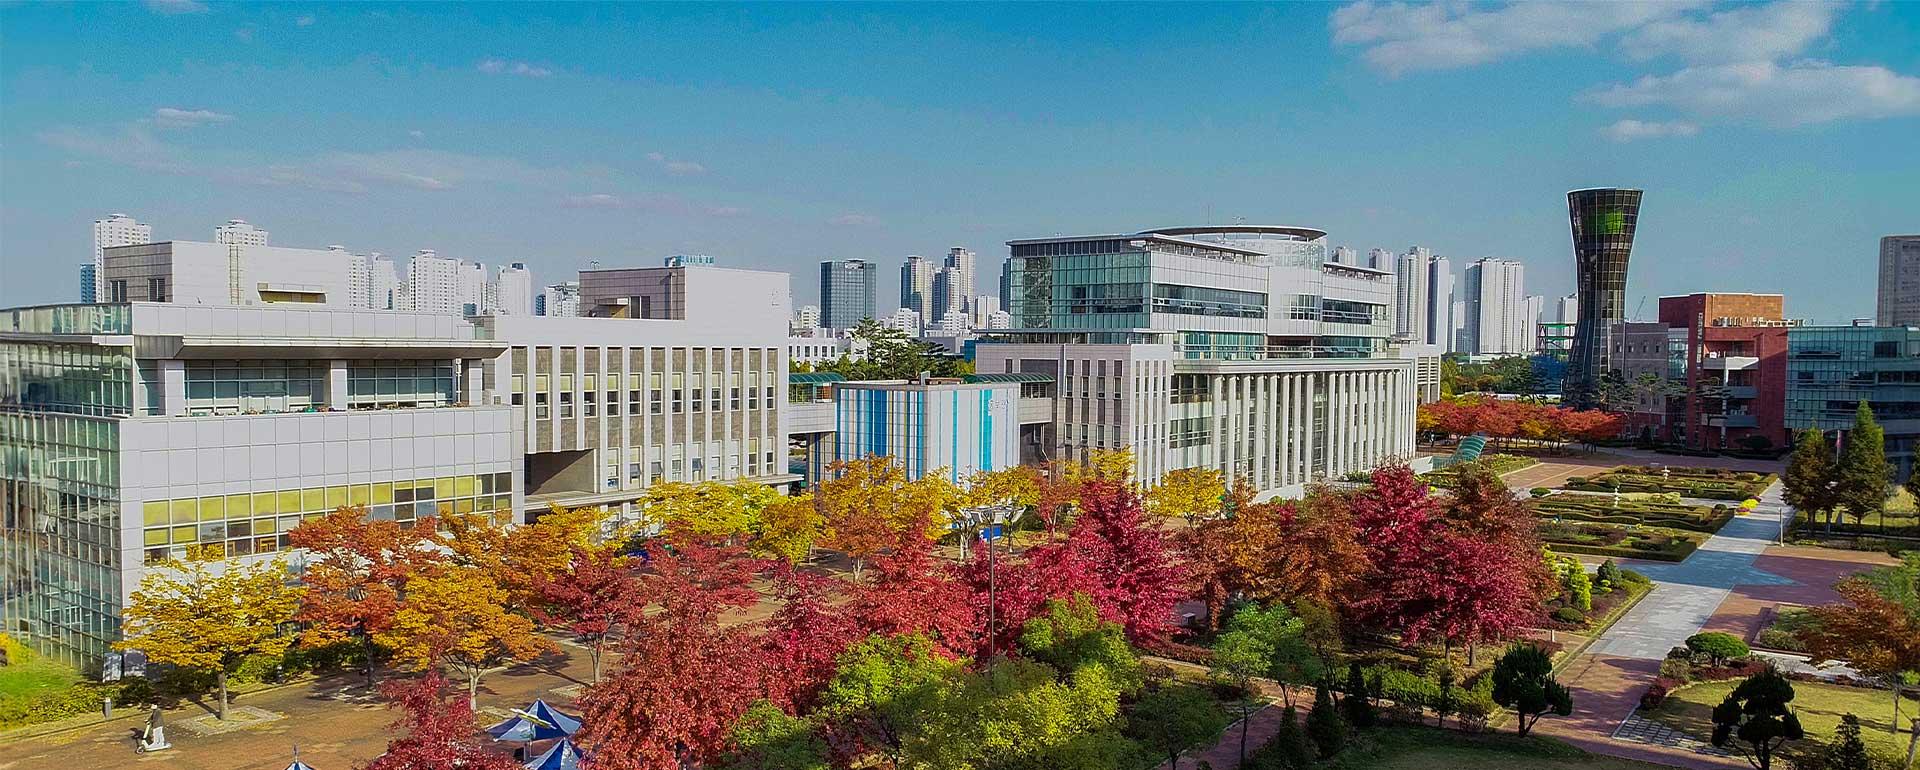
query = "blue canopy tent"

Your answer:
(486, 699), (582, 742)
(285, 762), (318, 770)
(523, 738), (585, 770)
